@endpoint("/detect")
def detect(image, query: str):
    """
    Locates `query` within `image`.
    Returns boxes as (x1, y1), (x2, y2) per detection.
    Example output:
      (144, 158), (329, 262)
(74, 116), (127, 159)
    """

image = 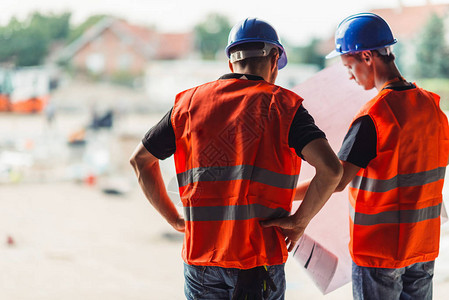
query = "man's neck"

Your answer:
(232, 65), (274, 83)
(374, 62), (404, 91)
